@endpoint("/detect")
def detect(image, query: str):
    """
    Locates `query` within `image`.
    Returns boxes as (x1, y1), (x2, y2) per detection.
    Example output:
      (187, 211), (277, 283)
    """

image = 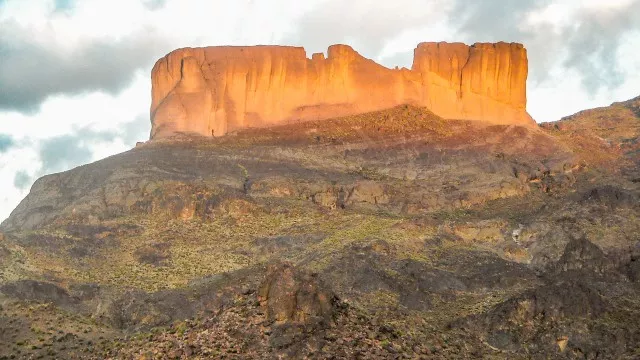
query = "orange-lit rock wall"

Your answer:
(150, 42), (534, 139)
